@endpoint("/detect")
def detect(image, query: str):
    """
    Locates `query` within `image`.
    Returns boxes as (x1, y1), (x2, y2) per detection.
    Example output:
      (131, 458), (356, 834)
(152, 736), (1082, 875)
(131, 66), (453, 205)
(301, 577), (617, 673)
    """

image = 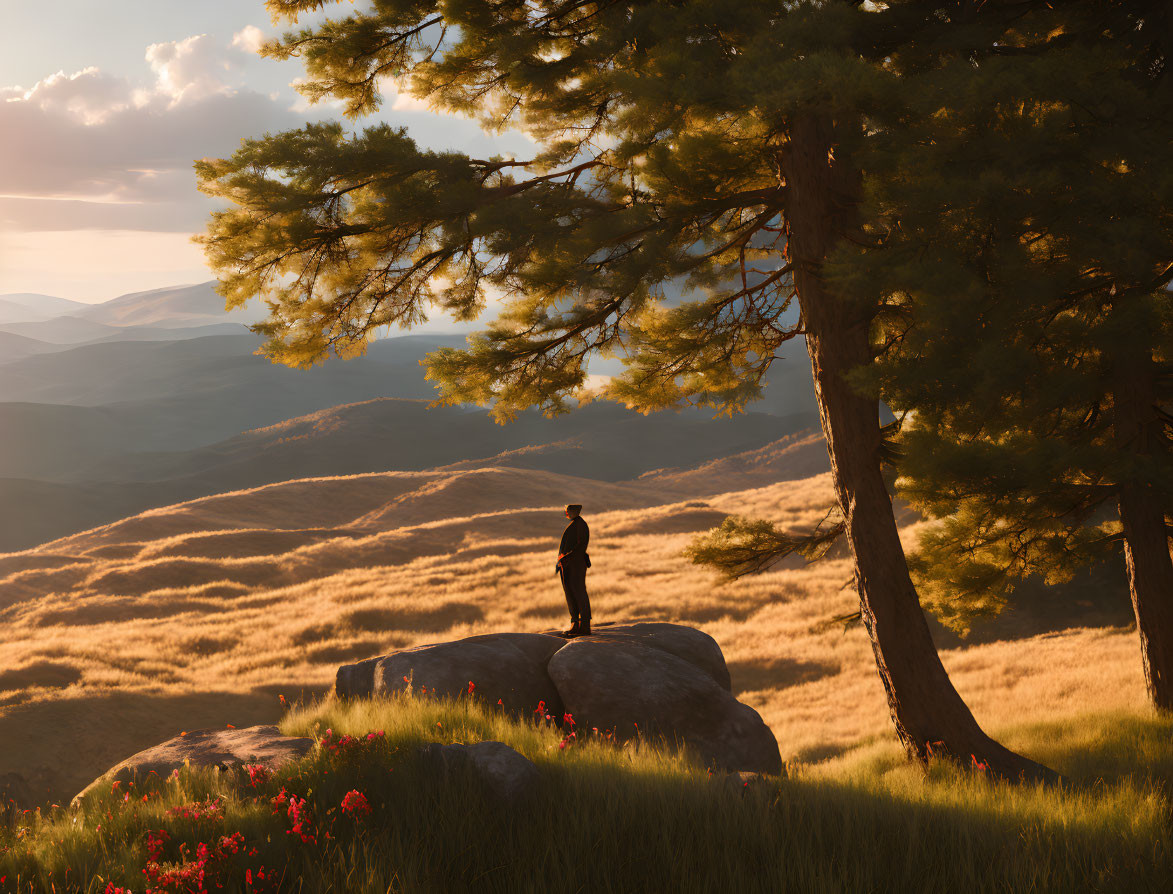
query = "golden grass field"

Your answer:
(0, 430), (1150, 806)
